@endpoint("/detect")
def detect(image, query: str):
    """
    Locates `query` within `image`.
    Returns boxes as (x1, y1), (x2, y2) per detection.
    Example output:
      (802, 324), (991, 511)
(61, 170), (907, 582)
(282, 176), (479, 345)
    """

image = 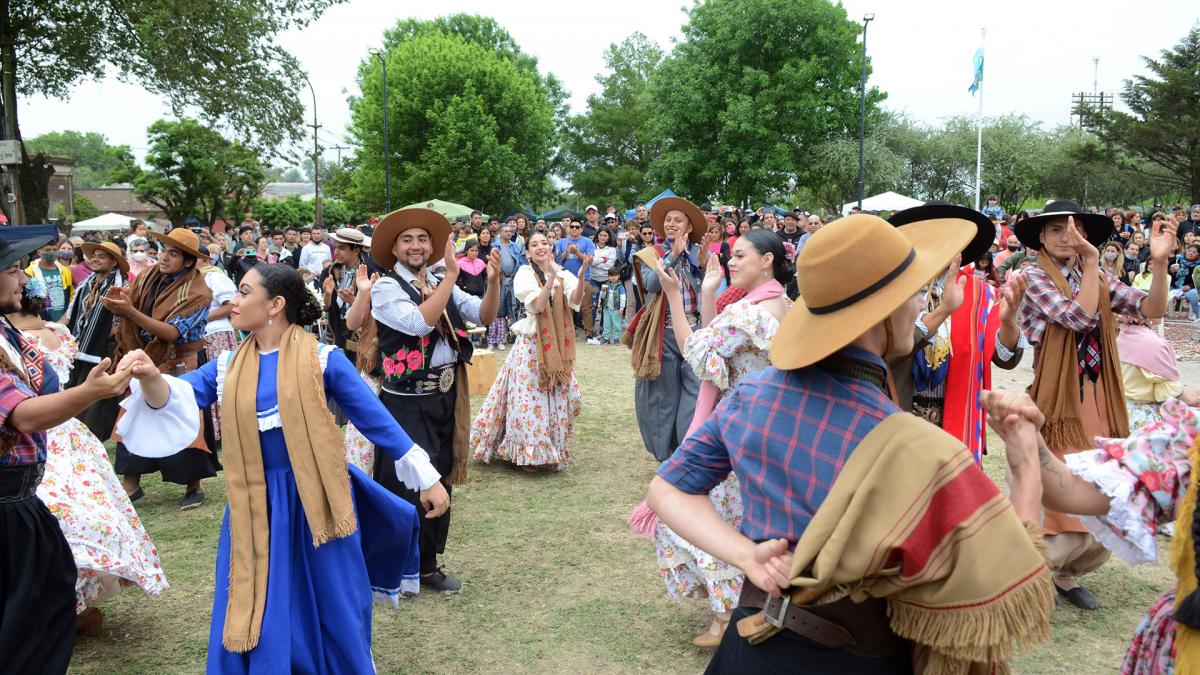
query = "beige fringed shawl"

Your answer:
(738, 413), (1053, 674)
(220, 325), (352, 652)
